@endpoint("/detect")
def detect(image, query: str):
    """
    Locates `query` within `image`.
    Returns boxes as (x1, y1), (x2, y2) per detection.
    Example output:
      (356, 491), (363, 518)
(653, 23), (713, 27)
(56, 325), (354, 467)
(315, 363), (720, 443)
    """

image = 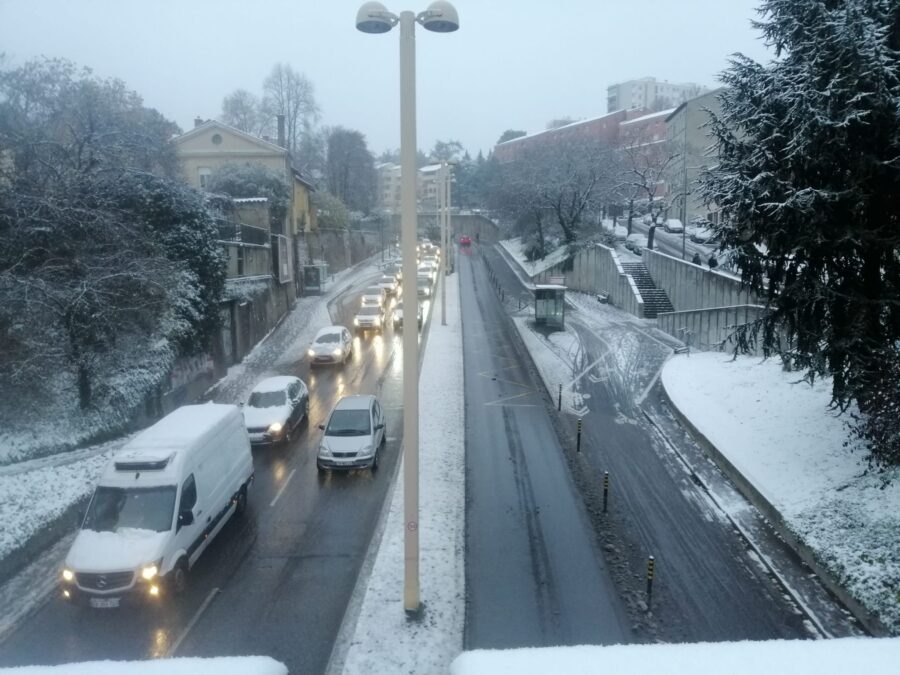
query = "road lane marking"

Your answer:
(269, 468), (297, 508)
(166, 587), (220, 657)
